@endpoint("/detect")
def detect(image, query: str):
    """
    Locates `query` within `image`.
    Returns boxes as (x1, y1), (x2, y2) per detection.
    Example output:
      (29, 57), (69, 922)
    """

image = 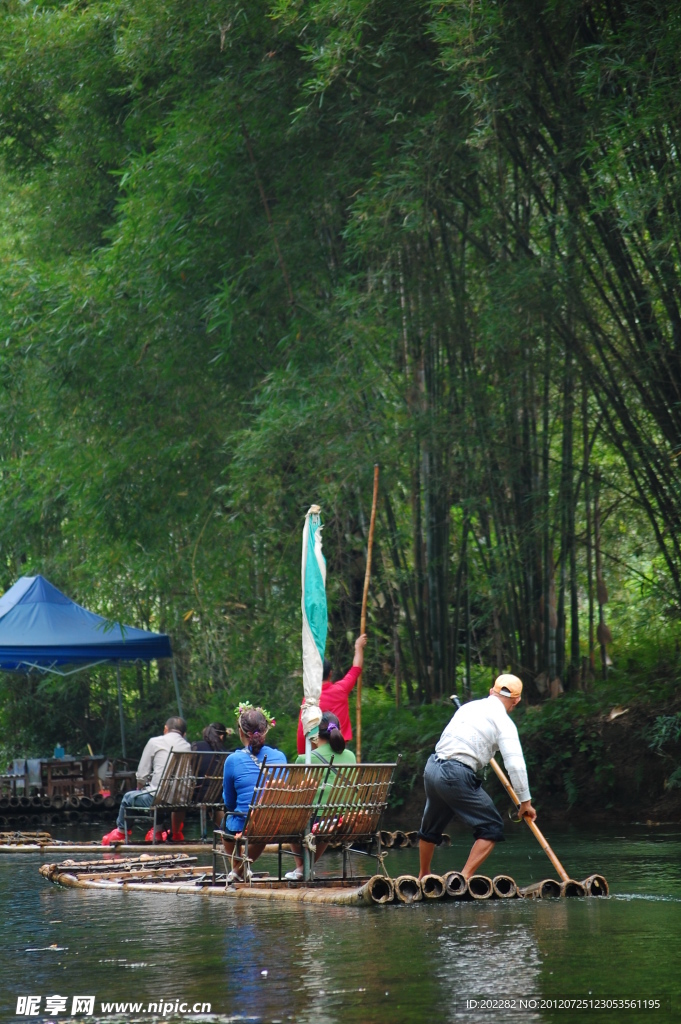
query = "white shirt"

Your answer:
(136, 731), (191, 793)
(435, 696), (531, 802)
